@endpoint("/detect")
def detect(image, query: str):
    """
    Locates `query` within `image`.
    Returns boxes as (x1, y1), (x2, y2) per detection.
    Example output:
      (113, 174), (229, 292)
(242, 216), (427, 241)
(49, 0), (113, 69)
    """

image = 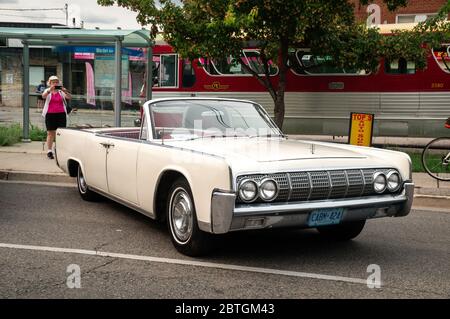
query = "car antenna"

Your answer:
(162, 127), (165, 145)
